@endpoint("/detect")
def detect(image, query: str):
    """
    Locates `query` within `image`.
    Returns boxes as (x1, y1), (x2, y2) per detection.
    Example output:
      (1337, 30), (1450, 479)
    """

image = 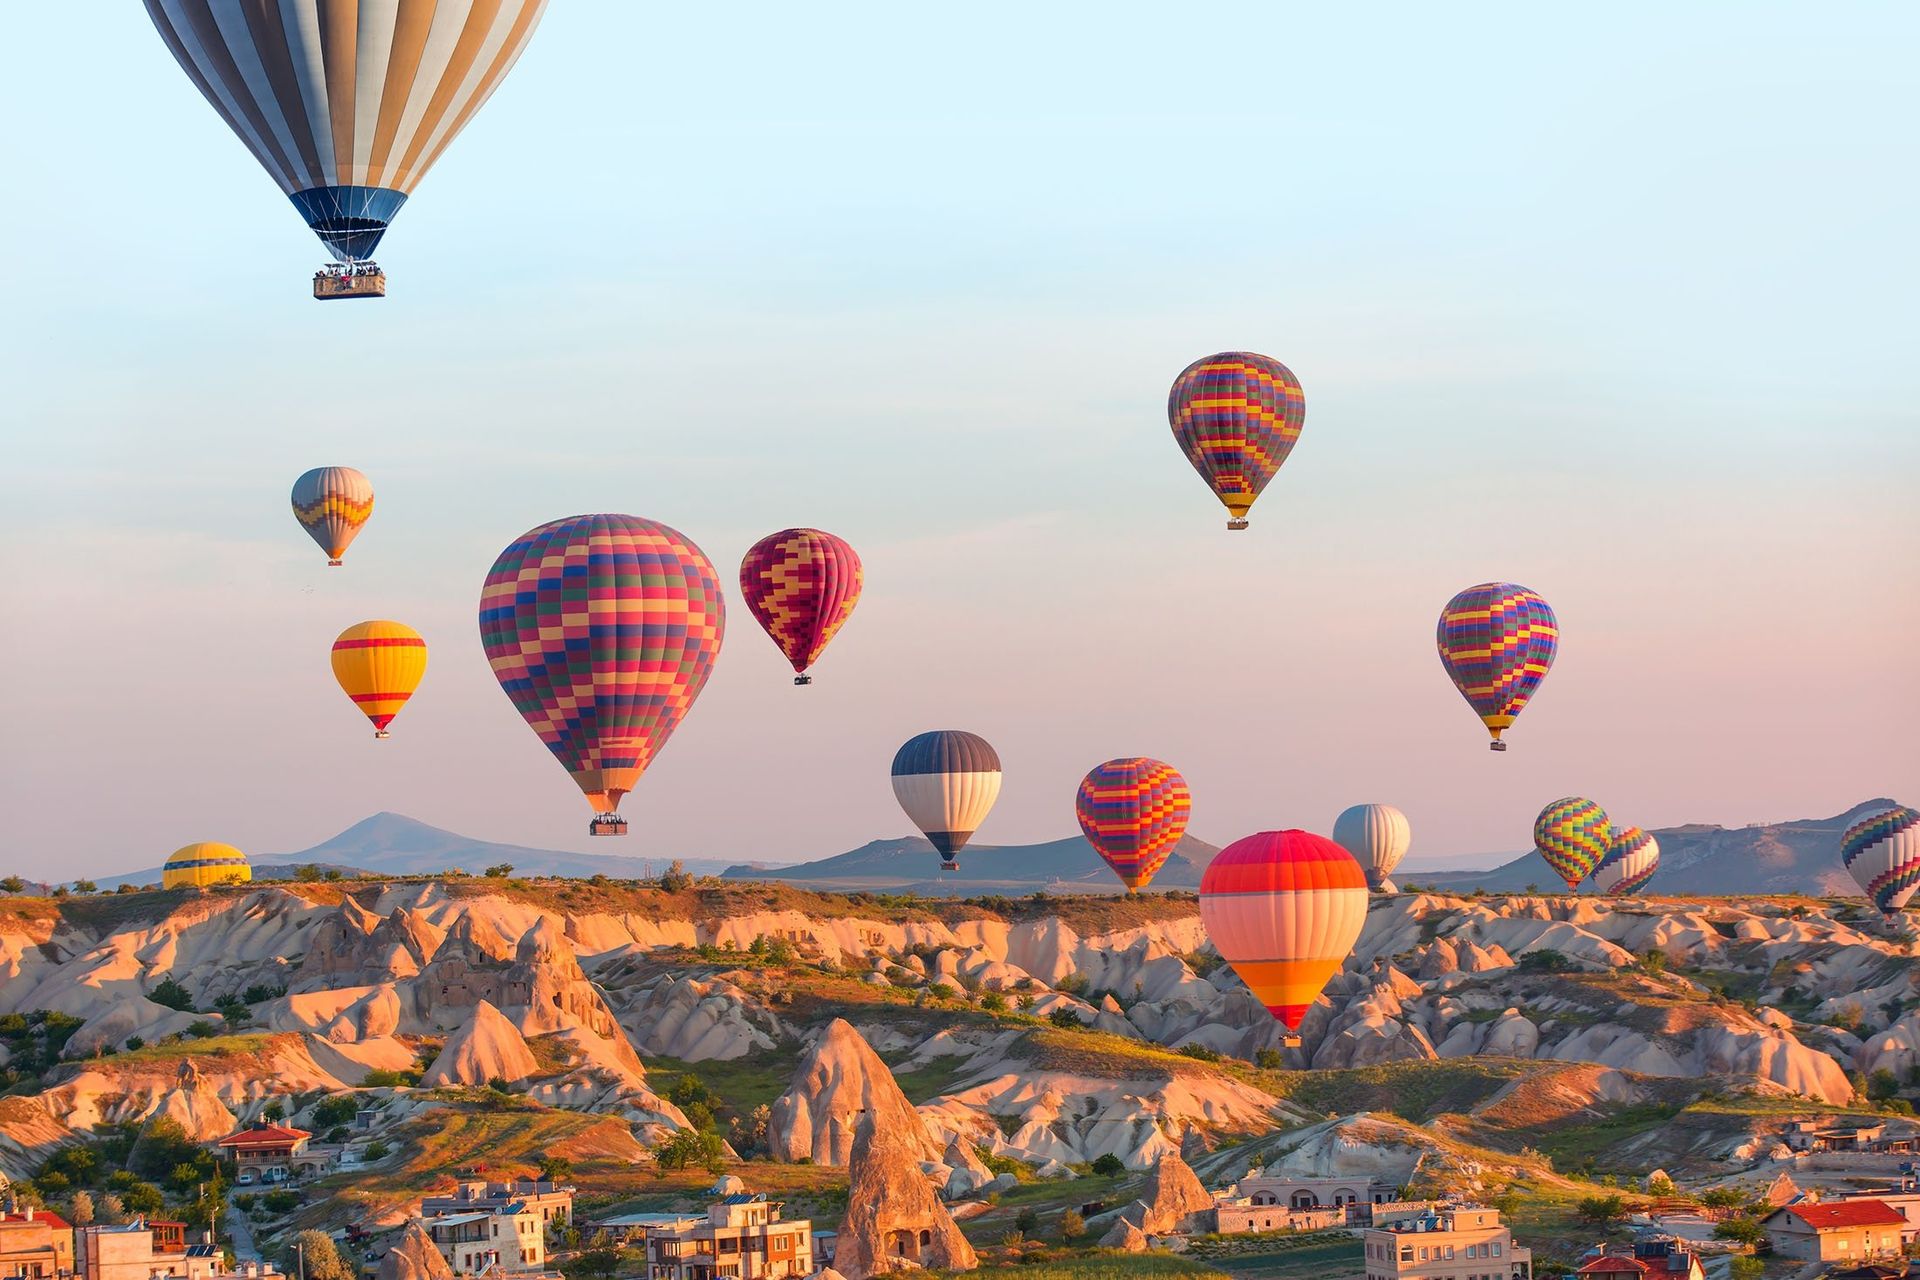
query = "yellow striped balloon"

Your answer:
(292, 467), (373, 565)
(163, 842), (252, 890)
(331, 620), (427, 738)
